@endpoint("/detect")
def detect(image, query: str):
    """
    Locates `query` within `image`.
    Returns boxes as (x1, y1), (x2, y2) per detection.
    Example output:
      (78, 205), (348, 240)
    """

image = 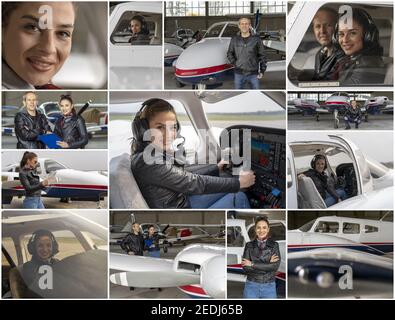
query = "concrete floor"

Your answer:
(2, 135), (107, 149)
(3, 196), (108, 209)
(164, 66), (285, 90)
(288, 113), (393, 130)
